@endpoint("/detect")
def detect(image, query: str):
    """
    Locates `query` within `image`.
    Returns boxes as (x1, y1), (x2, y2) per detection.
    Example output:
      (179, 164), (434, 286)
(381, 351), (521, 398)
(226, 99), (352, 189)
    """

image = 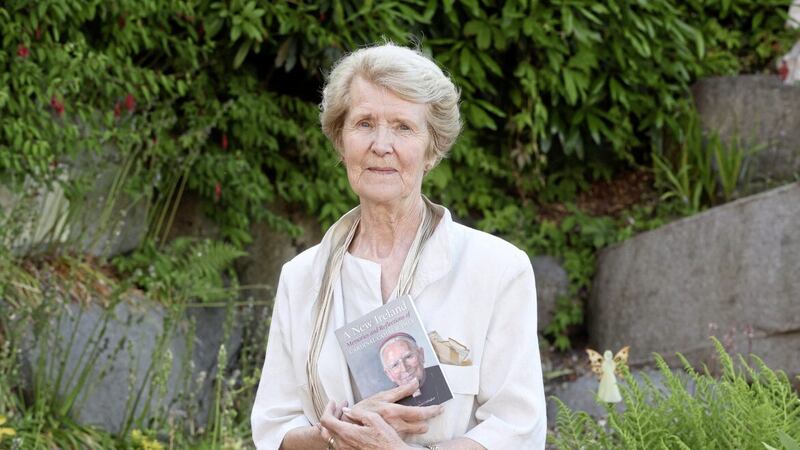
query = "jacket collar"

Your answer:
(309, 200), (454, 299)
(409, 204), (453, 299)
